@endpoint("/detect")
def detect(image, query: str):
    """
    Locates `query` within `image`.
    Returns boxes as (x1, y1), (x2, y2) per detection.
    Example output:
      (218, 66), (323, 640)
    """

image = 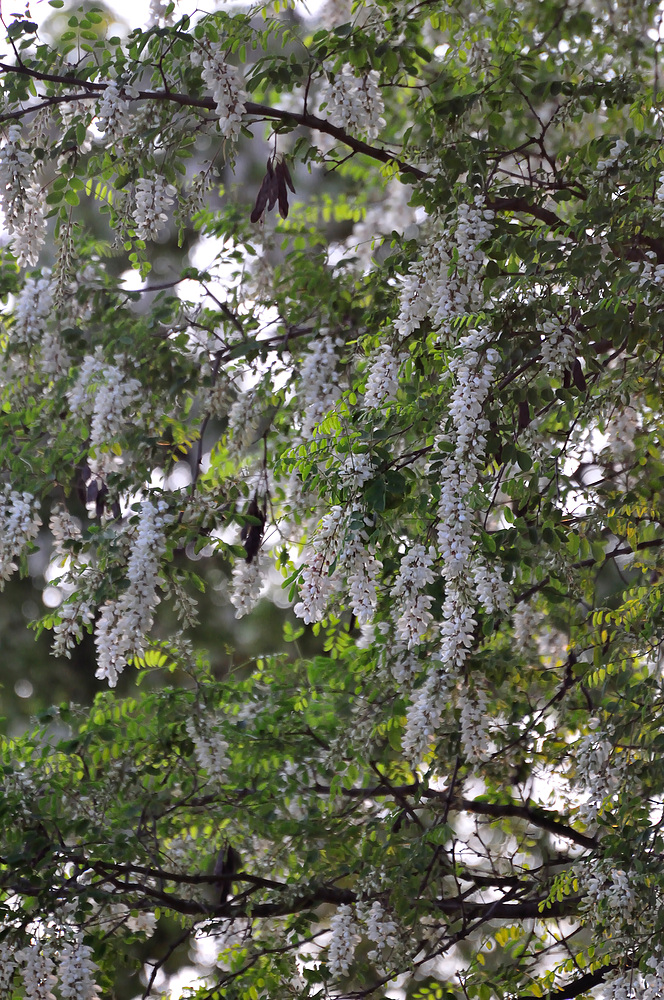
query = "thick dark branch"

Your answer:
(313, 783), (596, 849)
(0, 63), (426, 179)
(522, 965), (621, 1000)
(486, 196), (568, 229)
(436, 895), (583, 920)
